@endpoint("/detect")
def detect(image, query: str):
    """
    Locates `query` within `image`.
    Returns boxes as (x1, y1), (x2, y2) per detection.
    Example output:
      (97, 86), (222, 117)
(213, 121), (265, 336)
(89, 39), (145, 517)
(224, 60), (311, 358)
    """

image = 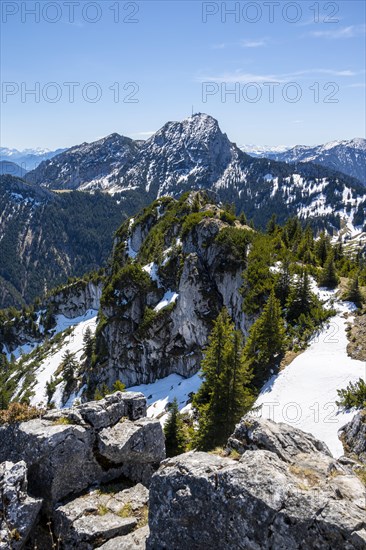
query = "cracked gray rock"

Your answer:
(147, 422), (366, 550)
(339, 411), (366, 465)
(53, 483), (148, 549)
(0, 392), (162, 511)
(98, 418), (165, 464)
(227, 414), (332, 462)
(0, 461), (42, 550)
(98, 525), (149, 550)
